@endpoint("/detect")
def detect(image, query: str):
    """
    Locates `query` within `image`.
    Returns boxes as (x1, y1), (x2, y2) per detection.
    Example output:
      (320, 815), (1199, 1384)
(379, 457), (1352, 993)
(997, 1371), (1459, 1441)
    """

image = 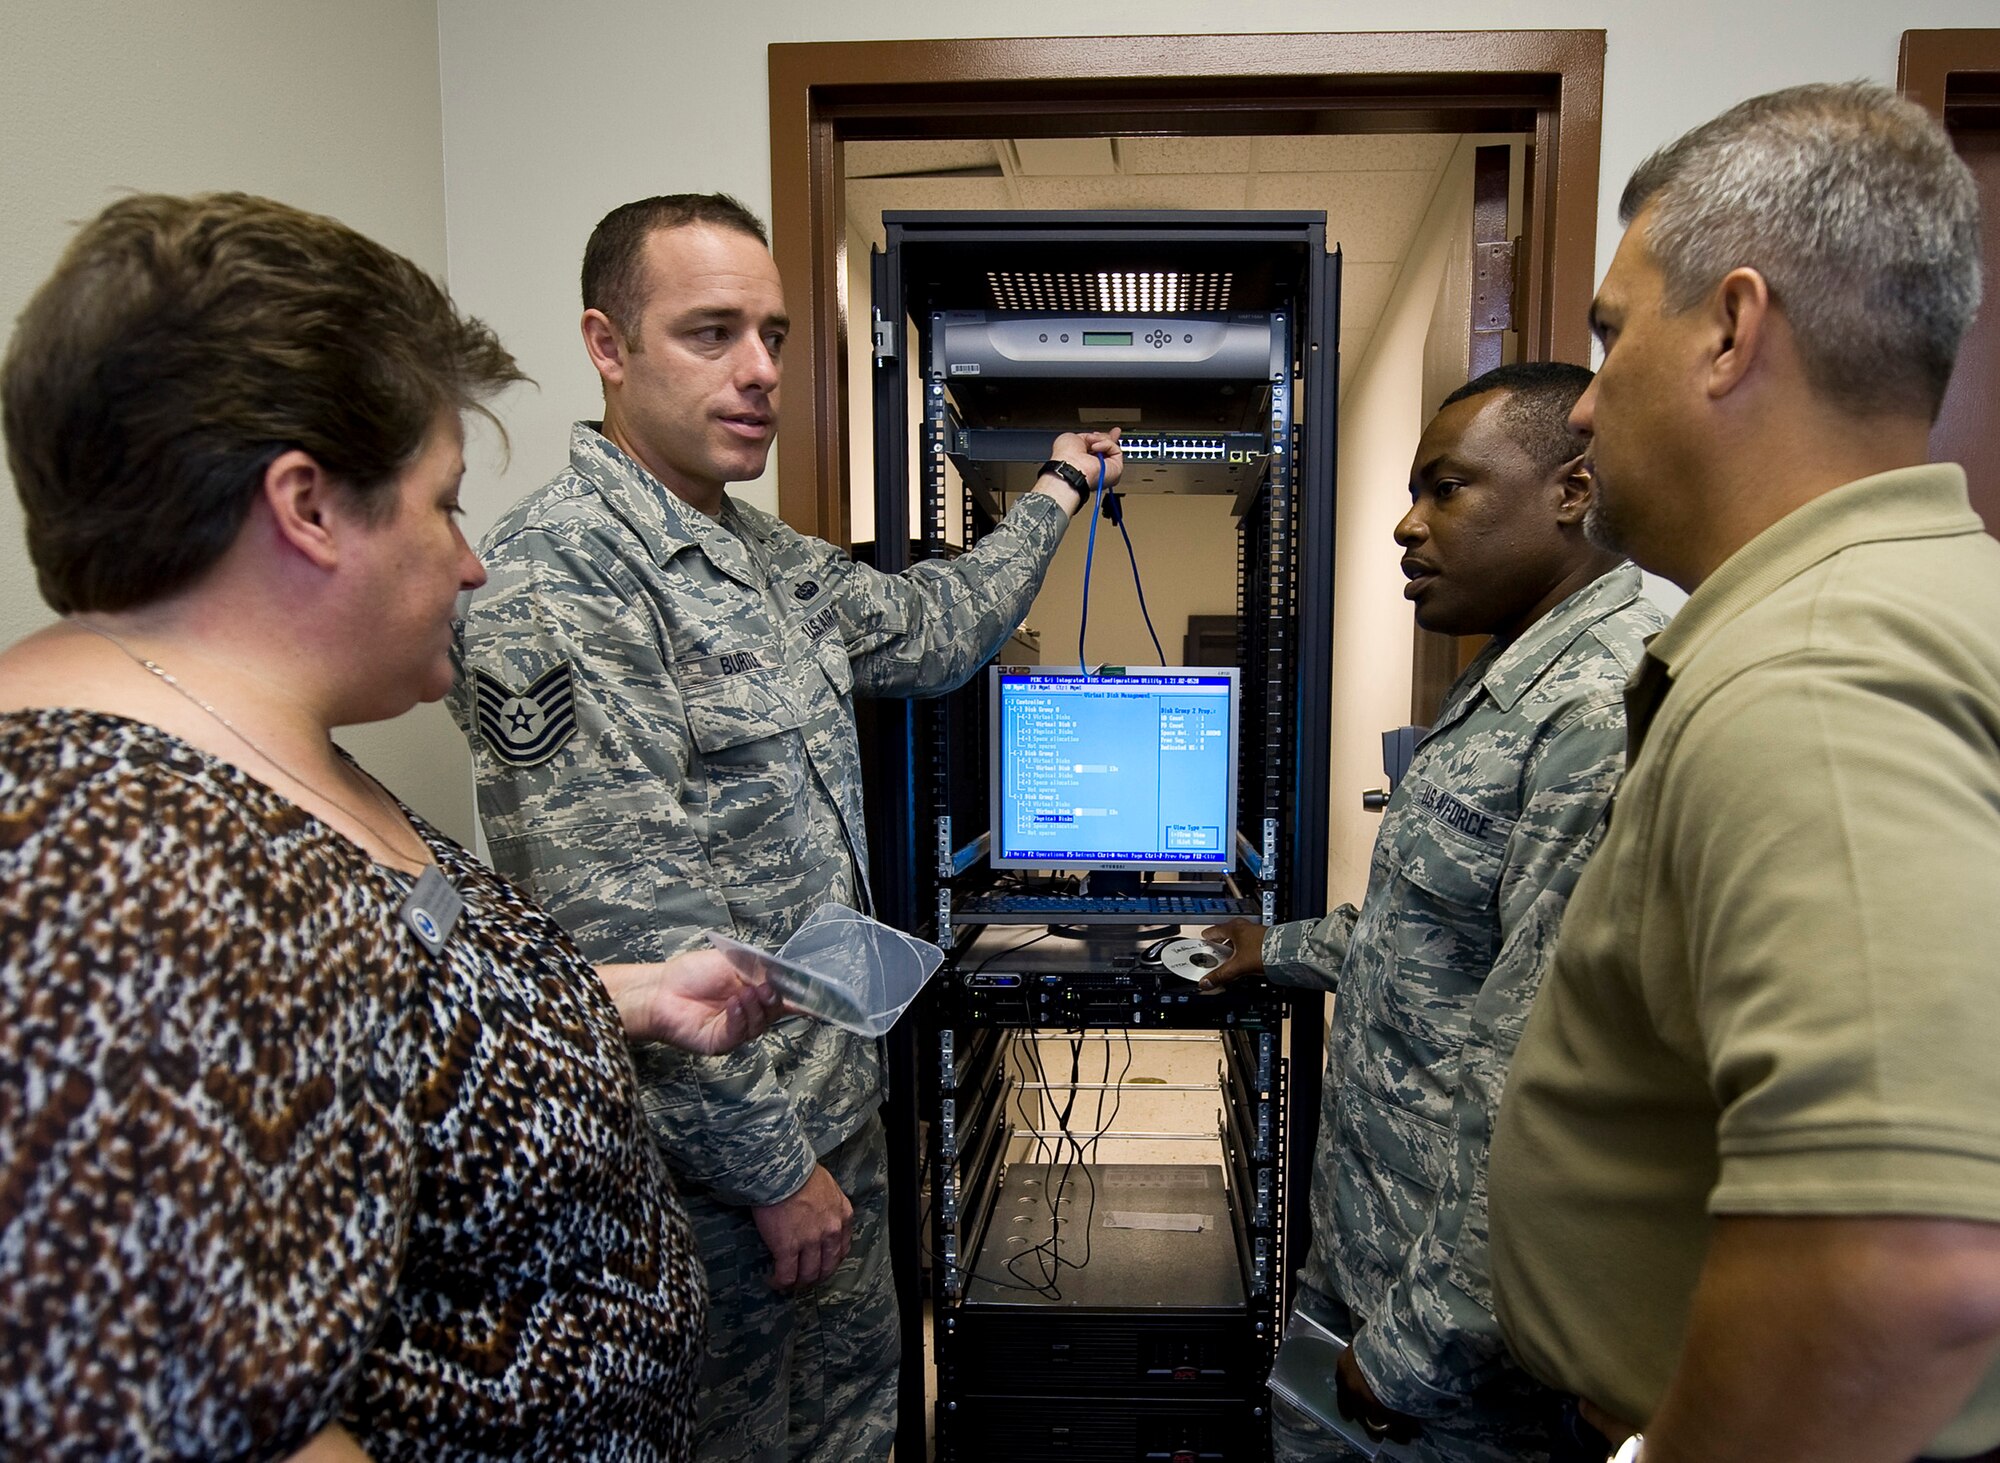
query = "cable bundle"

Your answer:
(1077, 454), (1166, 674)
